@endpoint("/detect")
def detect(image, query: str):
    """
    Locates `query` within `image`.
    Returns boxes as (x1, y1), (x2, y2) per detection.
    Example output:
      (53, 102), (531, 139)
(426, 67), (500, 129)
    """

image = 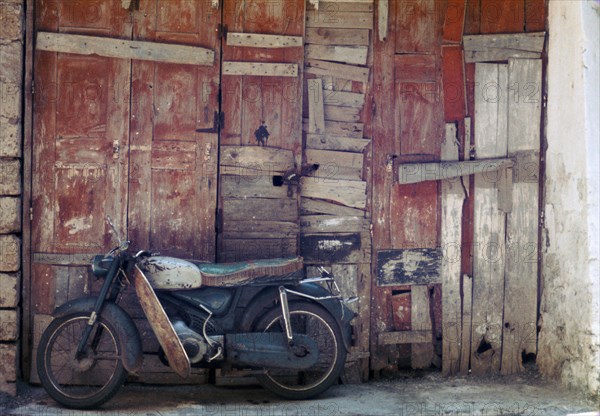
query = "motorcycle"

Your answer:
(36, 217), (356, 409)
